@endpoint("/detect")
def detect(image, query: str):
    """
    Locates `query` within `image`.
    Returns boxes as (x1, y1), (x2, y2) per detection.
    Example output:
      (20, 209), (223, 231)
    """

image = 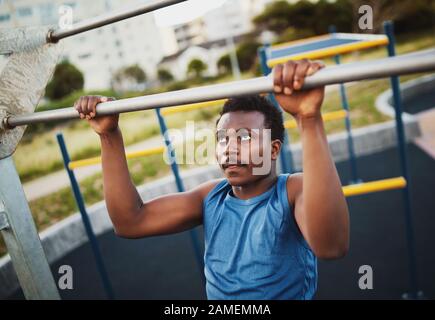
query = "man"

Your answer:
(74, 59), (349, 299)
